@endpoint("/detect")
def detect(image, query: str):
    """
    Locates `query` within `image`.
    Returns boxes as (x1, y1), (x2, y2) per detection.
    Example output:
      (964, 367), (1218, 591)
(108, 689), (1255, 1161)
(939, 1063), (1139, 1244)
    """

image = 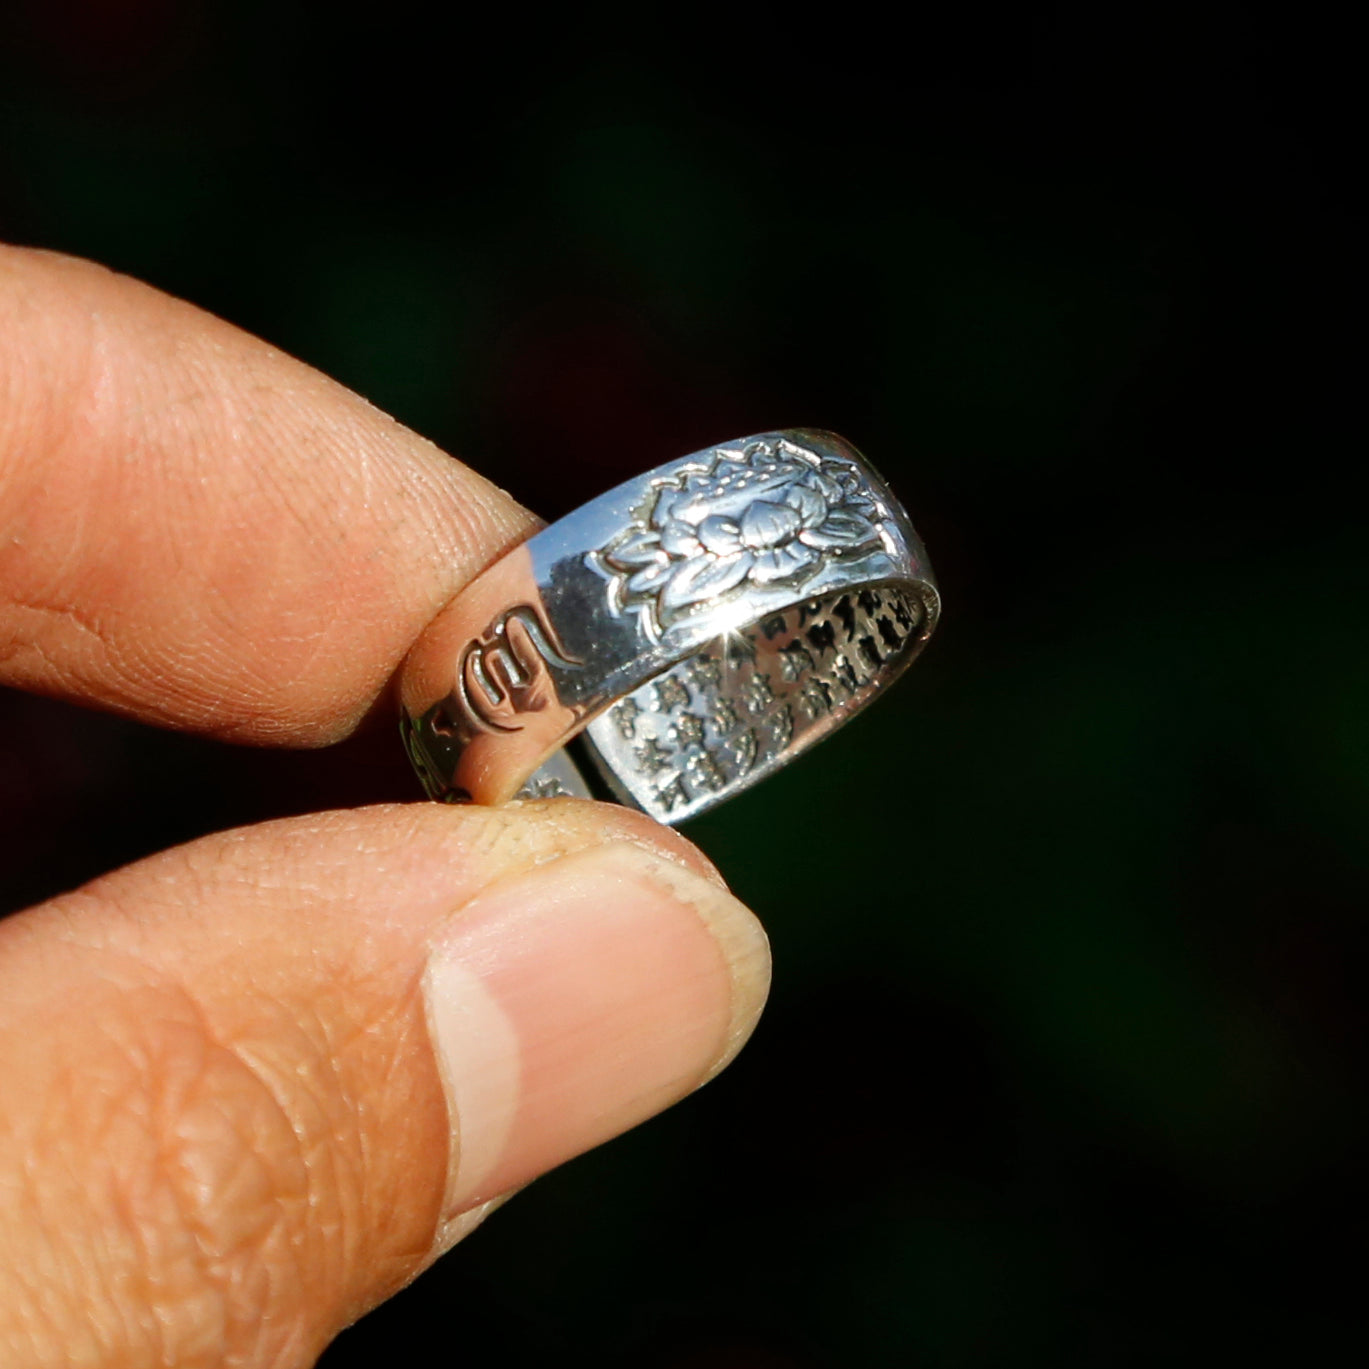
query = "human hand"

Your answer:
(0, 246), (770, 1367)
